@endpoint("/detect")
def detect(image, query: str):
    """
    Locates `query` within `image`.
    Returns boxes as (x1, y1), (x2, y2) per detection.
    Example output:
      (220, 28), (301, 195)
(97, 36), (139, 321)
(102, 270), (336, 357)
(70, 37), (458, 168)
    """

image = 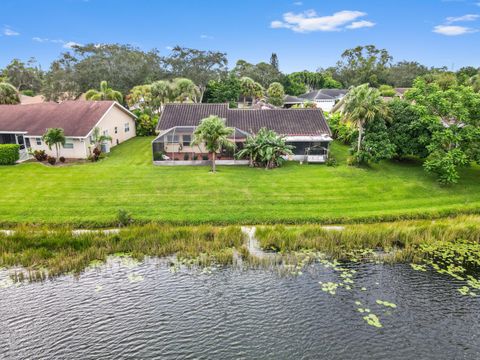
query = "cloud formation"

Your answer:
(270, 10), (374, 33)
(433, 25), (476, 35)
(63, 41), (82, 49)
(3, 26), (19, 36)
(446, 14), (479, 23)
